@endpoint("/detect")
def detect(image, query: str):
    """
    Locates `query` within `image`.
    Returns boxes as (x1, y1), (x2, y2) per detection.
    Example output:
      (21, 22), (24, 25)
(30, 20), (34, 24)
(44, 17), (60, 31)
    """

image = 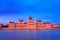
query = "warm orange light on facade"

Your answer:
(0, 16), (60, 30)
